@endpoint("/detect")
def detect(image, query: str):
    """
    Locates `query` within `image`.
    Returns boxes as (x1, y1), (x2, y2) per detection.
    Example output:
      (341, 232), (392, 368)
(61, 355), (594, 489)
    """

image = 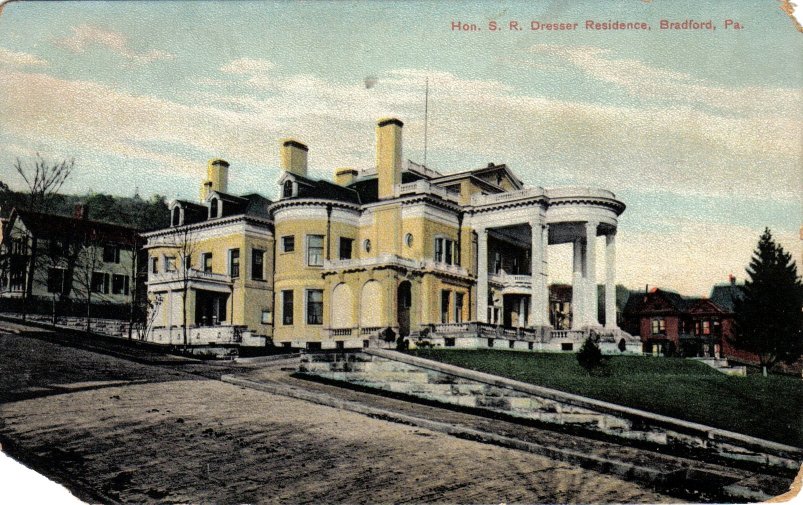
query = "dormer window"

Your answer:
(171, 206), (181, 227)
(283, 180), (294, 198)
(209, 198), (219, 218)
